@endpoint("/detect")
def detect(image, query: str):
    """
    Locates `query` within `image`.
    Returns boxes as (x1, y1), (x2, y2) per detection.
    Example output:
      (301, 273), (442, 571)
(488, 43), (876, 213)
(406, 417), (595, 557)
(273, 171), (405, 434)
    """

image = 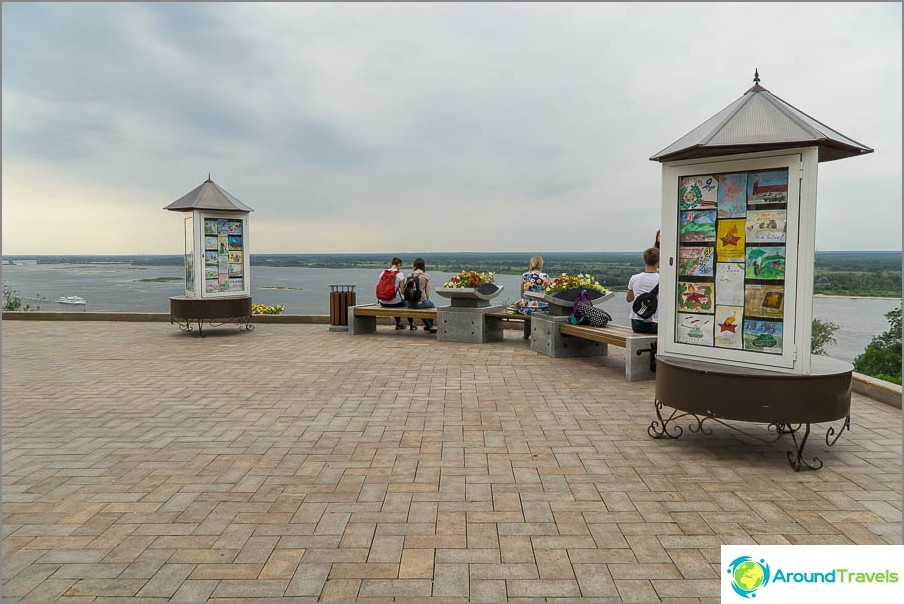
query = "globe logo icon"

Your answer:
(727, 556), (770, 598)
